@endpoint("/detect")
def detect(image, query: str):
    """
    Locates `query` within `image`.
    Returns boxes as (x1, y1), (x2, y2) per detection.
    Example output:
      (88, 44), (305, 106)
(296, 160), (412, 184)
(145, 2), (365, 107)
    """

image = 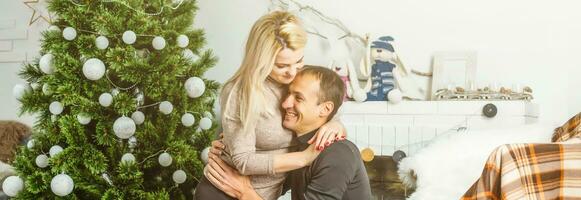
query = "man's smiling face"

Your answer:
(281, 74), (323, 133)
